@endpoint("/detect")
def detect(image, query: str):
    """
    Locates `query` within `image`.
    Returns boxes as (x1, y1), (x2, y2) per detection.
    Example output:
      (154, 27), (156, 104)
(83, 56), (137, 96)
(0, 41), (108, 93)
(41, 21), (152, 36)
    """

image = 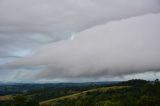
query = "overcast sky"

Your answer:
(0, 0), (160, 82)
